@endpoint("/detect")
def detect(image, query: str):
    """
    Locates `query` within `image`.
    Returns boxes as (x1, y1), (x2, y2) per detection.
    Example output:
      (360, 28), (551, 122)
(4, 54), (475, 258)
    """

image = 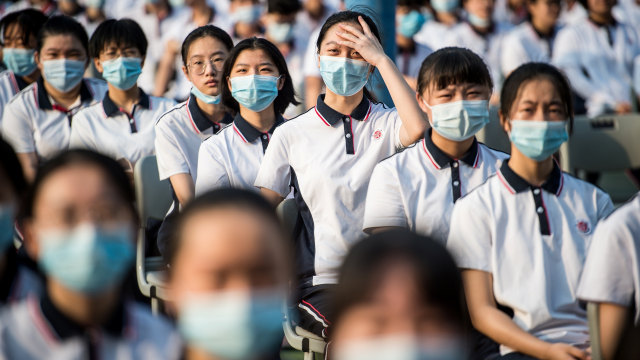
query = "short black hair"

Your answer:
(500, 62), (574, 129)
(267, 0), (302, 14)
(0, 9), (48, 47)
(221, 37), (299, 115)
(181, 25), (234, 67)
(165, 188), (281, 267)
(89, 18), (148, 59)
(0, 138), (27, 202)
(332, 229), (467, 337)
(36, 15), (88, 55)
(417, 47), (493, 95)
